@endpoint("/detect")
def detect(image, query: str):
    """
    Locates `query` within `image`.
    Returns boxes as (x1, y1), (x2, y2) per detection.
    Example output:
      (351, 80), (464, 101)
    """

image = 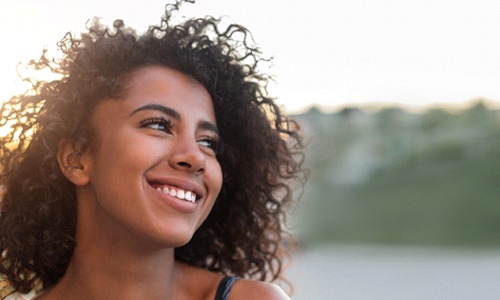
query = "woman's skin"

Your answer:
(35, 66), (289, 300)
